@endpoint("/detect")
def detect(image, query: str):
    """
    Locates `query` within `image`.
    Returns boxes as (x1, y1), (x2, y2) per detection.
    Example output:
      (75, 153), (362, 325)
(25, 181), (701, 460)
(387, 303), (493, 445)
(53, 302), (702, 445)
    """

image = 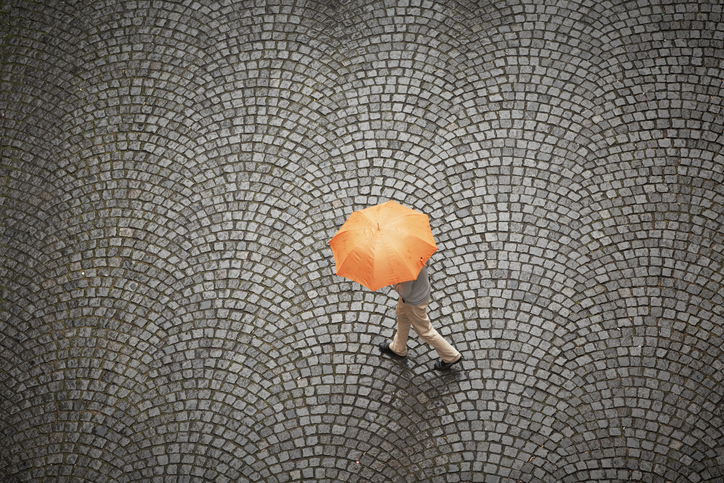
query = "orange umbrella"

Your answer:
(328, 200), (437, 291)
